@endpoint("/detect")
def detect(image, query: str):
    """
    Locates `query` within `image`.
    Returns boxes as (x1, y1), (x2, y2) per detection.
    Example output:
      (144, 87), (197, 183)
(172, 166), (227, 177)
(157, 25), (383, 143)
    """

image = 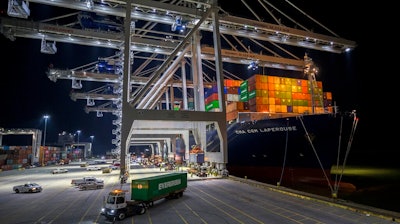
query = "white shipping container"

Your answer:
(226, 94), (240, 102)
